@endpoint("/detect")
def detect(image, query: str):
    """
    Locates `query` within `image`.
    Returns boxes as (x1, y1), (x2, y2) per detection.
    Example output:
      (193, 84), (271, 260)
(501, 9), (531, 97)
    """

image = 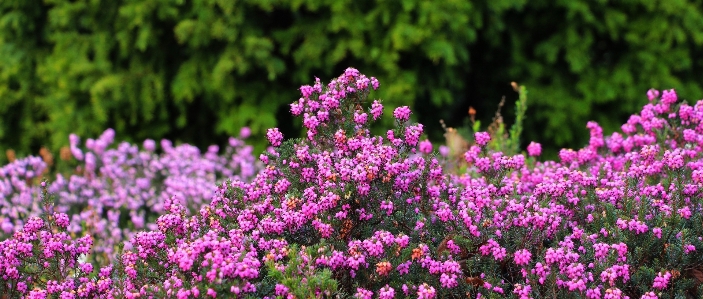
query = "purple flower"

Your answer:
(371, 100), (383, 120)
(652, 227), (662, 239)
(684, 244), (696, 254)
(378, 285), (394, 299)
(417, 283), (436, 299)
(354, 288), (373, 299)
(266, 128), (284, 147)
(652, 271), (671, 289)
(474, 132), (491, 146)
(393, 106), (412, 122)
(438, 145), (449, 157)
(143, 139), (156, 151)
(527, 141), (542, 156)
(661, 89), (677, 104)
(239, 127), (251, 139)
(513, 249), (532, 266)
